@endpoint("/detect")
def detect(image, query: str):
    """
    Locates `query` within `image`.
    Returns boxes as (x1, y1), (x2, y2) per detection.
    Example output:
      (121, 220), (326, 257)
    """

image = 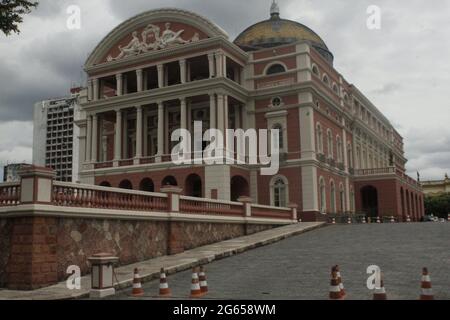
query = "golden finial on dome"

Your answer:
(270, 0), (280, 19)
